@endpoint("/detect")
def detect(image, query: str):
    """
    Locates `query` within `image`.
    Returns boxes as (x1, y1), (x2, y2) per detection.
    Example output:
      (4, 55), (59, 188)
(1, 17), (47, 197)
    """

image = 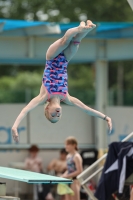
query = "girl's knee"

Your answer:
(70, 184), (80, 200)
(61, 36), (70, 46)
